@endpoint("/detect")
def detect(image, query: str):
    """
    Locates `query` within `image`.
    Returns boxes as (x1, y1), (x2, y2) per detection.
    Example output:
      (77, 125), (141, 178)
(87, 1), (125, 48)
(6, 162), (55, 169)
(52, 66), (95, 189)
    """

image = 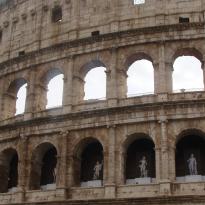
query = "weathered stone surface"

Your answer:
(0, 0), (205, 205)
